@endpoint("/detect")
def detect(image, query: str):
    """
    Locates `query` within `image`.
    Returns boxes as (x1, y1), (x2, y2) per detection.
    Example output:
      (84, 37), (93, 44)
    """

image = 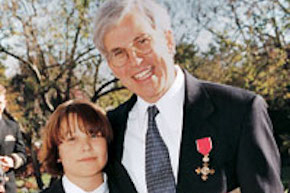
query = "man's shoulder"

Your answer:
(188, 78), (269, 125)
(199, 80), (257, 105)
(183, 70), (258, 105)
(107, 95), (137, 119)
(1, 118), (19, 129)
